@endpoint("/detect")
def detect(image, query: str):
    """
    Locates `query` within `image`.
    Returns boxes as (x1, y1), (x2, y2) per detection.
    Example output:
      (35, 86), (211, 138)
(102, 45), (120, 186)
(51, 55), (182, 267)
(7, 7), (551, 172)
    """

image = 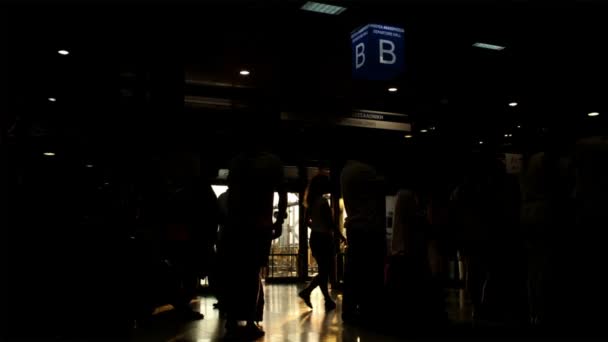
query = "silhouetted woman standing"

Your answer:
(299, 174), (346, 311)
